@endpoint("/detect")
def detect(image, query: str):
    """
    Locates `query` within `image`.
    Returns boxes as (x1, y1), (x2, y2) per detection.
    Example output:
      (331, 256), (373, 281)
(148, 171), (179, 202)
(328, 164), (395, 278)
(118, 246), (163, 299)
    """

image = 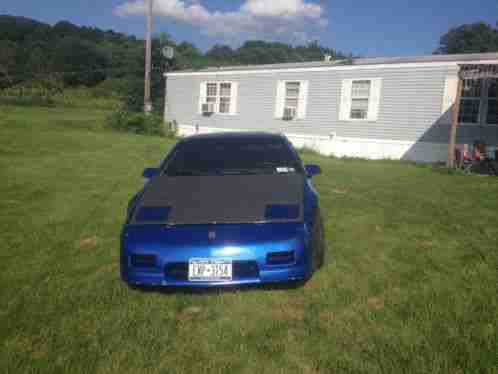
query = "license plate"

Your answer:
(188, 259), (232, 281)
